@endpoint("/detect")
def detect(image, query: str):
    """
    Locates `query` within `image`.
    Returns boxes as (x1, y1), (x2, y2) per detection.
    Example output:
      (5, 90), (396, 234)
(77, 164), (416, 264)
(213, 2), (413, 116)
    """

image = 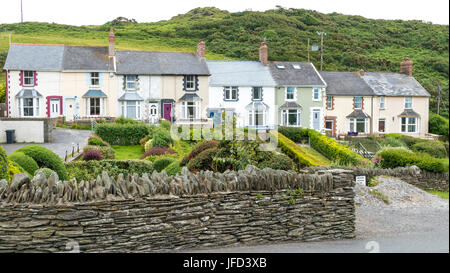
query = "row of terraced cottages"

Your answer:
(2, 28), (430, 137)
